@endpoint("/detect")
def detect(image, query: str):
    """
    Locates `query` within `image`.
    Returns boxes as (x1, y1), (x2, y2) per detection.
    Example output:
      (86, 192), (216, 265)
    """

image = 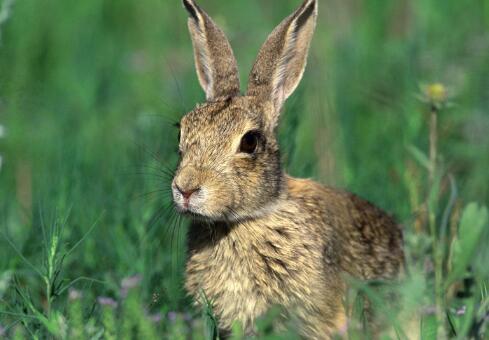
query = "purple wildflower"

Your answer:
(97, 297), (118, 309)
(456, 306), (467, 316)
(0, 325), (5, 337)
(168, 311), (178, 322)
(183, 312), (193, 322)
(120, 275), (142, 298)
(121, 275), (142, 290)
(149, 313), (163, 323)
